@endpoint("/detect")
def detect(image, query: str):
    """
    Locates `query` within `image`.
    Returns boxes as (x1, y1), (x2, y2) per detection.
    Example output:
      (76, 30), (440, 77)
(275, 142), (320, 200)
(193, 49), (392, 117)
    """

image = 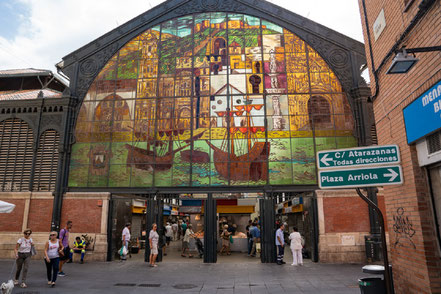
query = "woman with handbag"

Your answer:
(44, 231), (64, 287)
(14, 228), (34, 288)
